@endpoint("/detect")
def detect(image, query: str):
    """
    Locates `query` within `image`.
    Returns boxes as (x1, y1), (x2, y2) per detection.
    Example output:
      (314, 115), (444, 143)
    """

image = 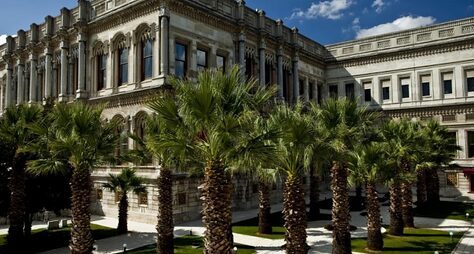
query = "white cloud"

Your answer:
(356, 16), (436, 39)
(290, 0), (354, 20)
(372, 0), (385, 13)
(0, 35), (7, 45)
(352, 17), (360, 25)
